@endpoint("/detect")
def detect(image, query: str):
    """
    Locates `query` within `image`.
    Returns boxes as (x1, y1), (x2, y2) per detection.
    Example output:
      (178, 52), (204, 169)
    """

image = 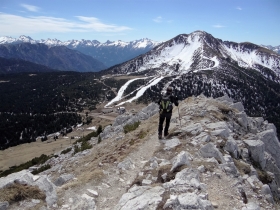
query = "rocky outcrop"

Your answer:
(100, 102), (159, 139)
(0, 95), (279, 209)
